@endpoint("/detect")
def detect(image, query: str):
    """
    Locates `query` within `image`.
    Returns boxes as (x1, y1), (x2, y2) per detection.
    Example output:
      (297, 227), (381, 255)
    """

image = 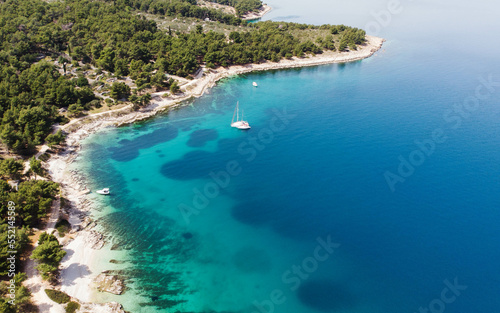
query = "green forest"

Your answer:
(0, 0), (367, 310)
(0, 157), (61, 311)
(207, 0), (264, 16)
